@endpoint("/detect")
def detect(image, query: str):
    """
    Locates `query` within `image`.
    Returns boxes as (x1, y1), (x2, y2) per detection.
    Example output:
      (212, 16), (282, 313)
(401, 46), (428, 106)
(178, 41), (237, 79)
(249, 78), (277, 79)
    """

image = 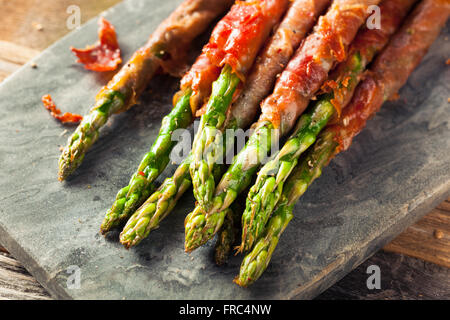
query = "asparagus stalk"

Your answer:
(100, 90), (193, 233)
(119, 154), (193, 248)
(235, 130), (338, 286)
(59, 89), (127, 181)
(190, 65), (240, 209)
